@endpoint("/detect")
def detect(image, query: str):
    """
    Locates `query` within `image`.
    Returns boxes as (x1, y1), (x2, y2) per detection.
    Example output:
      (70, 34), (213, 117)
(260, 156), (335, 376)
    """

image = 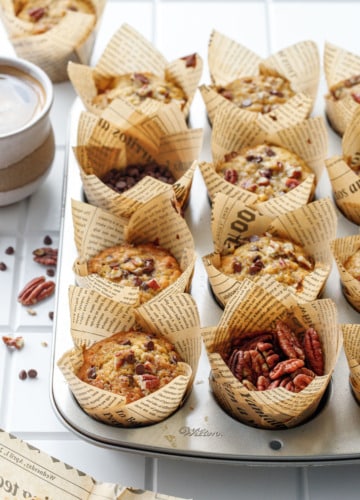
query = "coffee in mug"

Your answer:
(0, 65), (46, 135)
